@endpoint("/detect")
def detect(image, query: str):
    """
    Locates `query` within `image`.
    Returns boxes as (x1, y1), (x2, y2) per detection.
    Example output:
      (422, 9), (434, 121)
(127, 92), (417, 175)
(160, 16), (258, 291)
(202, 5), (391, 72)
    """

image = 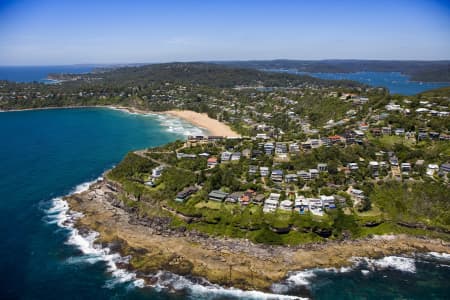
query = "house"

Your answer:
(221, 151), (232, 162)
(145, 180), (156, 187)
(394, 128), (405, 136)
(350, 189), (365, 200)
(317, 163), (328, 172)
(226, 192), (243, 203)
(359, 123), (369, 131)
(207, 157), (218, 169)
(320, 195), (336, 209)
(347, 162), (359, 171)
(208, 190), (229, 202)
(152, 166), (165, 178)
(177, 153), (197, 159)
(175, 186), (198, 202)
(382, 127), (392, 135)
(401, 163), (411, 173)
(264, 142), (275, 155)
(370, 128), (382, 137)
(240, 190), (255, 205)
(263, 193), (280, 213)
(275, 143), (288, 154)
(369, 161), (379, 177)
(280, 200), (293, 211)
(297, 170), (311, 181)
(426, 164), (439, 177)
(285, 173), (298, 183)
(309, 169), (319, 179)
(308, 198), (323, 216)
(260, 166), (270, 177)
(440, 134), (450, 141)
(416, 108), (429, 114)
(301, 141), (312, 150)
(231, 152), (241, 161)
(440, 163), (450, 174)
(294, 195), (309, 214)
(329, 135), (344, 144)
(271, 169), (284, 182)
(310, 139), (321, 148)
(321, 137), (331, 147)
(242, 149), (252, 158)
(289, 143), (300, 154)
(252, 149), (264, 158)
(256, 133), (269, 140)
(353, 129), (365, 138)
(248, 165), (258, 175)
(359, 97), (369, 104)
(417, 132), (428, 141)
(198, 152), (210, 158)
(252, 194), (265, 204)
(429, 132), (440, 140)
